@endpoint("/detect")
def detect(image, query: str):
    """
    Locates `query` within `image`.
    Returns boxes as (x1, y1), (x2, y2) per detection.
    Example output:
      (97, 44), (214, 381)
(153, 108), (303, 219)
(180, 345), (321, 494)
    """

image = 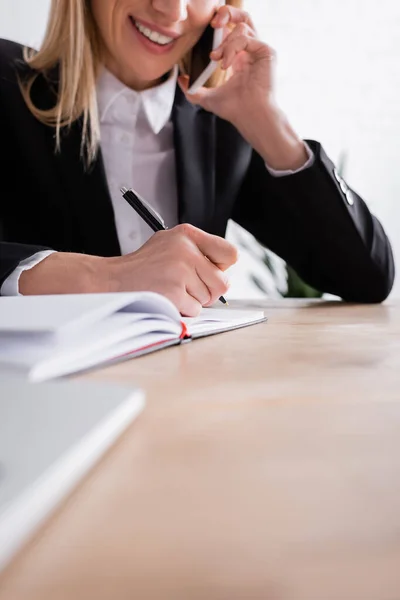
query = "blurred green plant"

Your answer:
(283, 265), (322, 298)
(229, 150), (348, 299)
